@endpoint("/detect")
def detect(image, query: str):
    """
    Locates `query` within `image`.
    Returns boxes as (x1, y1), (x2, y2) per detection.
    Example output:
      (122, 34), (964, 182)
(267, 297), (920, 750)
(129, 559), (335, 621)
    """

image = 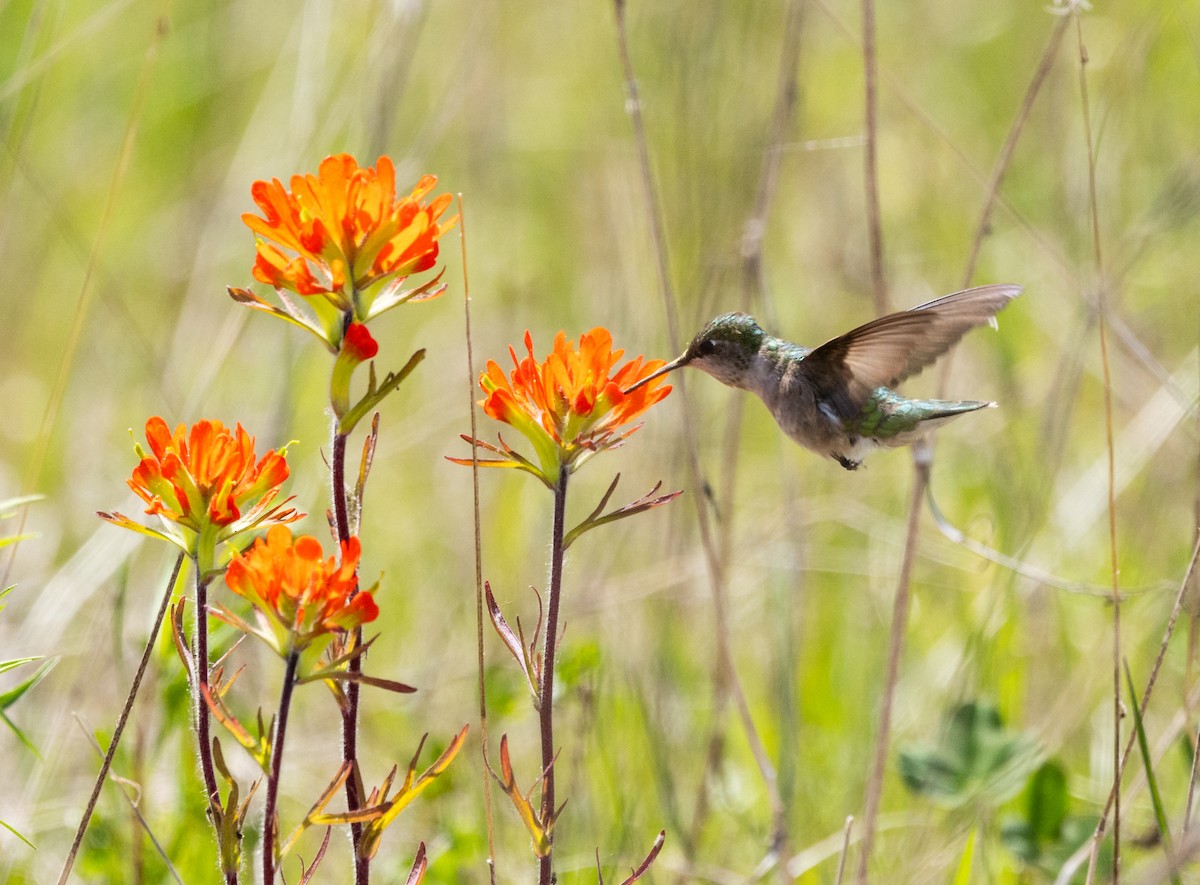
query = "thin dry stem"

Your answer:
(961, 16), (1070, 288)
(1087, 536), (1200, 857)
(612, 2), (789, 875)
(740, 0), (806, 314)
(861, 0), (888, 313)
(835, 816), (854, 885)
(687, 1), (807, 873)
(57, 553), (185, 885)
(1185, 724), (1200, 834)
(1070, 9), (1121, 883)
(74, 717), (184, 884)
(459, 194), (499, 883)
(856, 456), (929, 883)
(929, 15), (1070, 412)
(612, 0), (682, 356)
(810, 0), (1082, 292)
